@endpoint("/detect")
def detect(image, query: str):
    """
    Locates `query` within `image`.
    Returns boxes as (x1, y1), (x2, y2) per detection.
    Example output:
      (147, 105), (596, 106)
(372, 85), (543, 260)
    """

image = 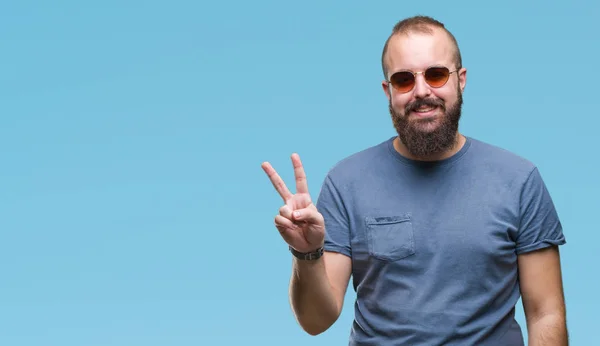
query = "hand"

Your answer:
(261, 153), (325, 253)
